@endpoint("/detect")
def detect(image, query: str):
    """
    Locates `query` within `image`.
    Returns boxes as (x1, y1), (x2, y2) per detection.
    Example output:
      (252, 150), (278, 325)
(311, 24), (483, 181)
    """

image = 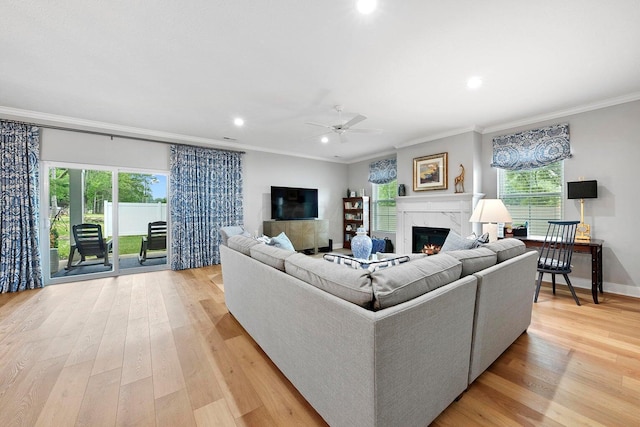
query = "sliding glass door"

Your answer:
(43, 162), (169, 284)
(116, 171), (168, 271)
